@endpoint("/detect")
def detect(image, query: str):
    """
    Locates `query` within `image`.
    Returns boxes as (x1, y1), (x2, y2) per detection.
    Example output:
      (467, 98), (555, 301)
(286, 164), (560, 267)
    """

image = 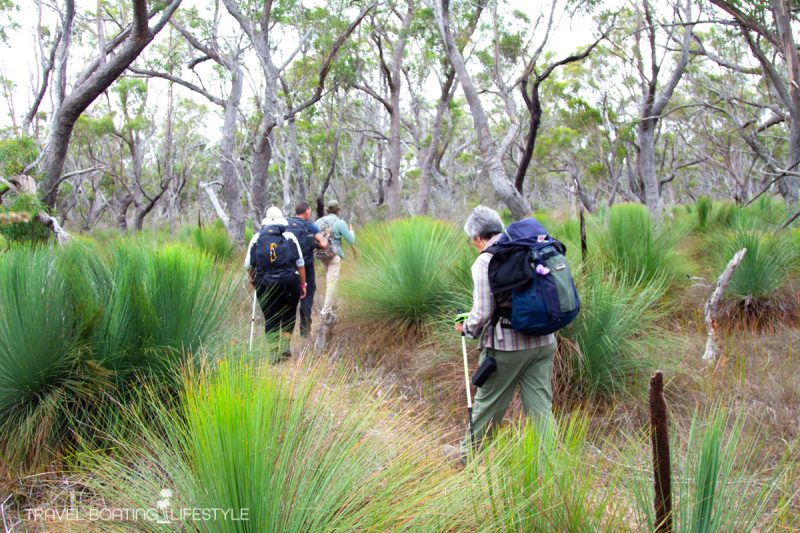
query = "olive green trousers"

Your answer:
(465, 342), (557, 450)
